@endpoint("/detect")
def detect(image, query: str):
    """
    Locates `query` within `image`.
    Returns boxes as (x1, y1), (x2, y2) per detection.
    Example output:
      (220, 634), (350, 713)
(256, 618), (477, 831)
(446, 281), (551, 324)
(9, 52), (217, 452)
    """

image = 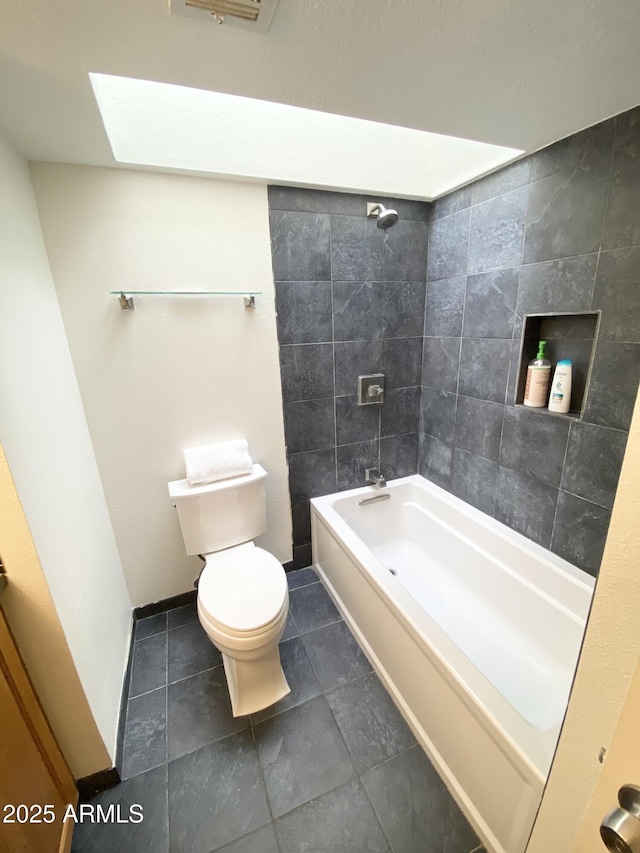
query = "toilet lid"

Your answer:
(198, 546), (287, 633)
